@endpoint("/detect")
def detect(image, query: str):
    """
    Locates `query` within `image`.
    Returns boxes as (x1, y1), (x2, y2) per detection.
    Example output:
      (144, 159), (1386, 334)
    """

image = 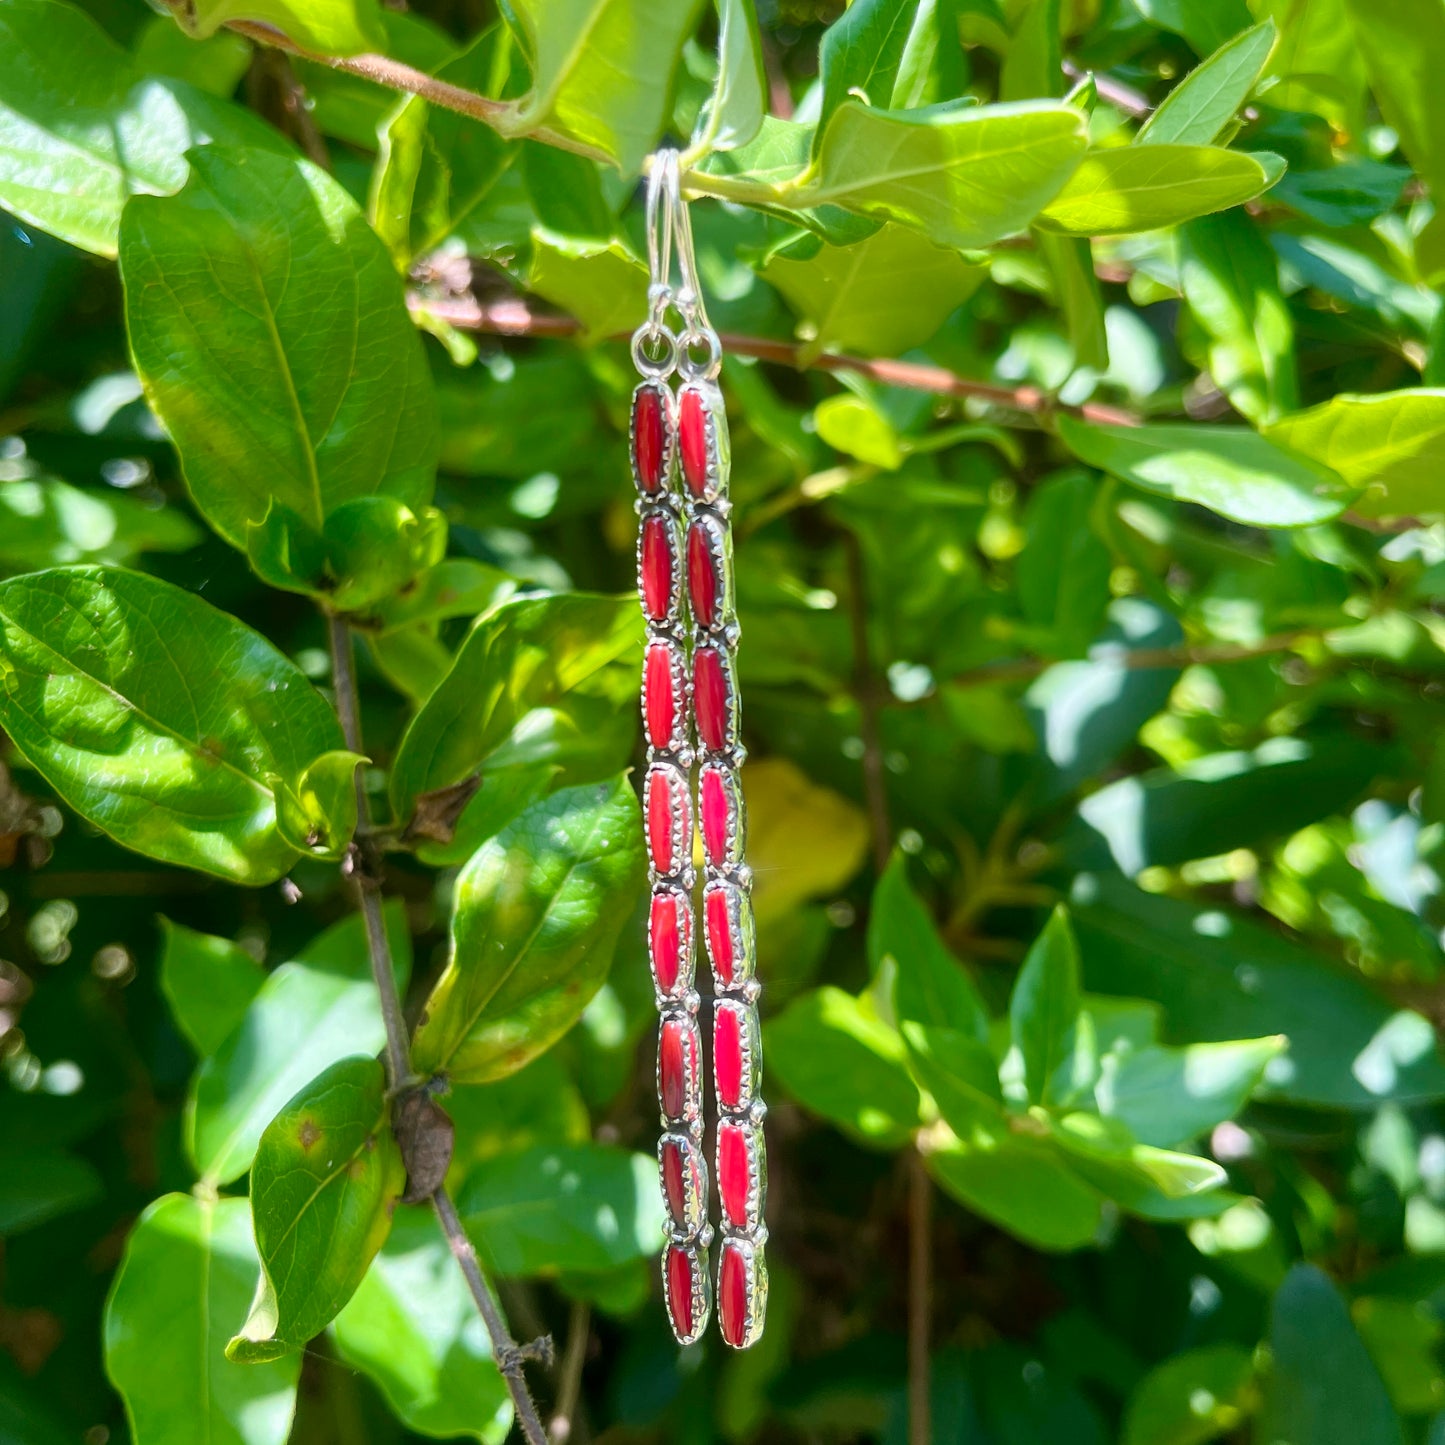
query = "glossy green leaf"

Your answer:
(106, 1194), (300, 1445)
(527, 229), (650, 339)
(0, 0), (287, 256)
(1064, 737), (1393, 875)
(446, 1053), (590, 1184)
(901, 1022), (1006, 1136)
(189, 906), (412, 1186)
(497, 0), (707, 174)
(412, 777), (644, 1083)
(1121, 1344), (1255, 1445)
(800, 100), (1089, 249)
(765, 986), (923, 1148)
(813, 395), (906, 468)
(1056, 416), (1355, 527)
(331, 1208), (512, 1443)
(390, 593), (640, 816)
(1016, 471), (1112, 655)
(1040, 146), (1283, 235)
(694, 0), (767, 154)
(1037, 231), (1108, 371)
(1047, 1112), (1227, 1205)
(1009, 906), (1091, 1107)
(159, 919), (265, 1059)
(0, 1149), (102, 1235)
(168, 0), (385, 53)
(870, 854), (988, 1042)
(1133, 0), (1251, 57)
(0, 566), (343, 883)
(457, 1143), (665, 1275)
(1264, 390), (1445, 520)
(1258, 1264), (1405, 1445)
(1136, 21), (1276, 147)
(816, 0), (936, 140)
(0, 475), (202, 571)
(1073, 876), (1445, 1109)
(764, 224), (983, 360)
(1099, 1035), (1285, 1148)
(272, 748), (364, 861)
(1179, 209), (1296, 425)
(121, 146), (438, 588)
(229, 1057), (405, 1363)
